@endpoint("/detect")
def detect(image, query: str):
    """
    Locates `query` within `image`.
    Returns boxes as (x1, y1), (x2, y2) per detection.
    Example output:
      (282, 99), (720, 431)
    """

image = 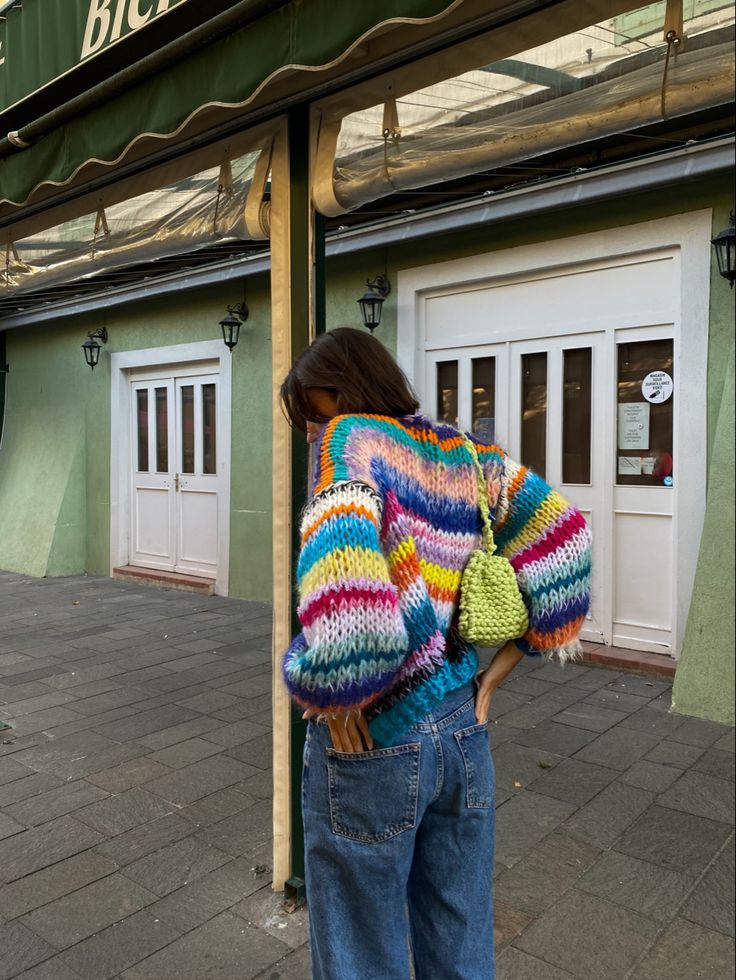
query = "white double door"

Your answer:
(130, 368), (221, 579)
(428, 327), (675, 653)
